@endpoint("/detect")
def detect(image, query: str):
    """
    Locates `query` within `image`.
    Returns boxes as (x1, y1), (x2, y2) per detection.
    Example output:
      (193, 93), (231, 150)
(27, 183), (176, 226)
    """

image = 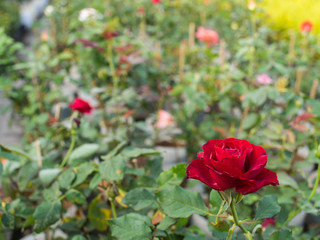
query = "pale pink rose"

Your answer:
(196, 27), (219, 46)
(154, 110), (174, 129)
(41, 32), (49, 42)
(256, 74), (273, 85)
(78, 8), (99, 22)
